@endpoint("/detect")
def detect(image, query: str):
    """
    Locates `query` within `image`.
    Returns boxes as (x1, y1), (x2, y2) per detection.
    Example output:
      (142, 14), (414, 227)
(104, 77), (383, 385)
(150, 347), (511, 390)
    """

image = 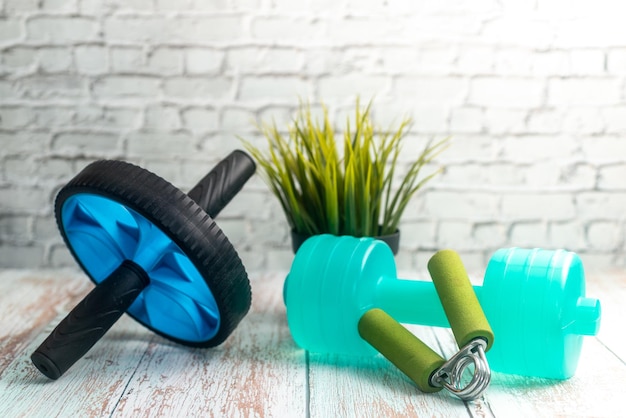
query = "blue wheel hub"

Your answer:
(61, 193), (220, 343)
